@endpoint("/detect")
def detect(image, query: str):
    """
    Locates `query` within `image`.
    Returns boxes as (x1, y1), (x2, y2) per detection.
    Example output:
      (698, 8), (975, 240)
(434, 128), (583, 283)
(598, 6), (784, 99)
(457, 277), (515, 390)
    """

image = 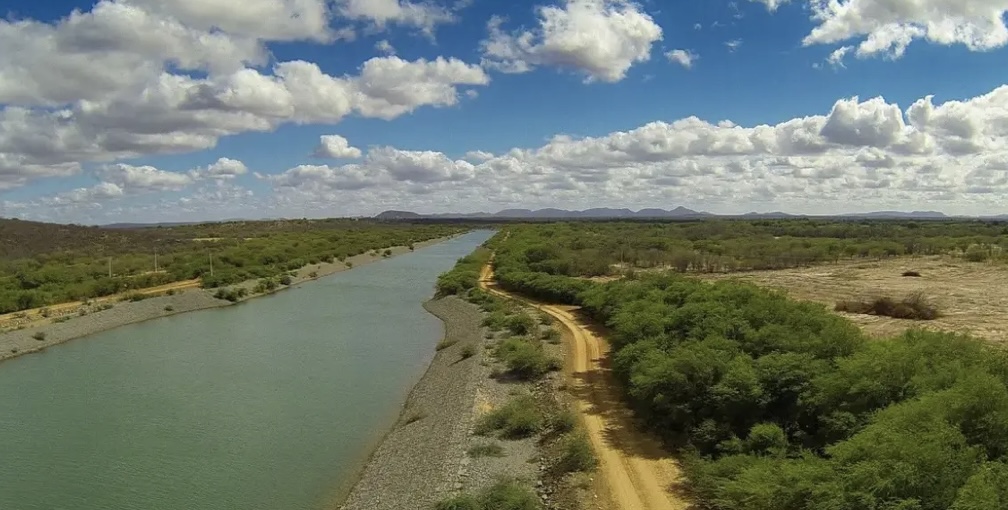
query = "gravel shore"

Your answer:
(338, 296), (485, 510)
(0, 236), (455, 364)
